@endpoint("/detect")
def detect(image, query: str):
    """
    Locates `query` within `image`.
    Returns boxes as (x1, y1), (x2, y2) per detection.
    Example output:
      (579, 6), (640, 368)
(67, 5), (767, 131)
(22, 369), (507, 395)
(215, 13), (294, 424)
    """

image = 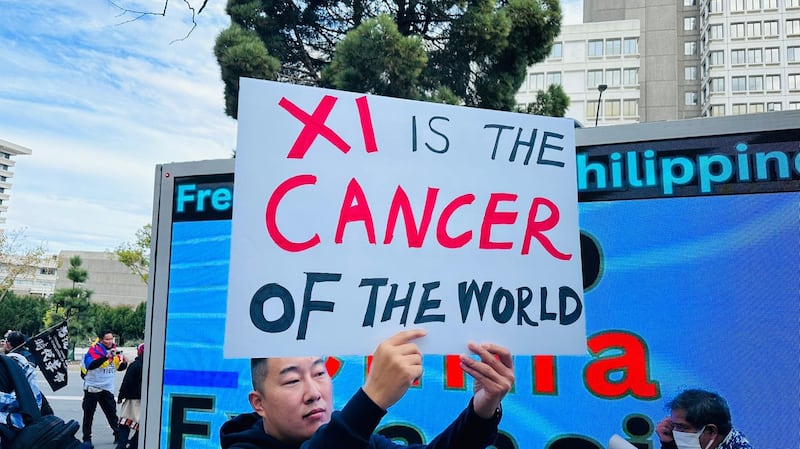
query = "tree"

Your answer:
(50, 255), (92, 320)
(522, 83), (570, 117)
(0, 292), (51, 338)
(215, 0), (562, 116)
(115, 224), (152, 284)
(322, 15), (429, 100)
(0, 228), (49, 302)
